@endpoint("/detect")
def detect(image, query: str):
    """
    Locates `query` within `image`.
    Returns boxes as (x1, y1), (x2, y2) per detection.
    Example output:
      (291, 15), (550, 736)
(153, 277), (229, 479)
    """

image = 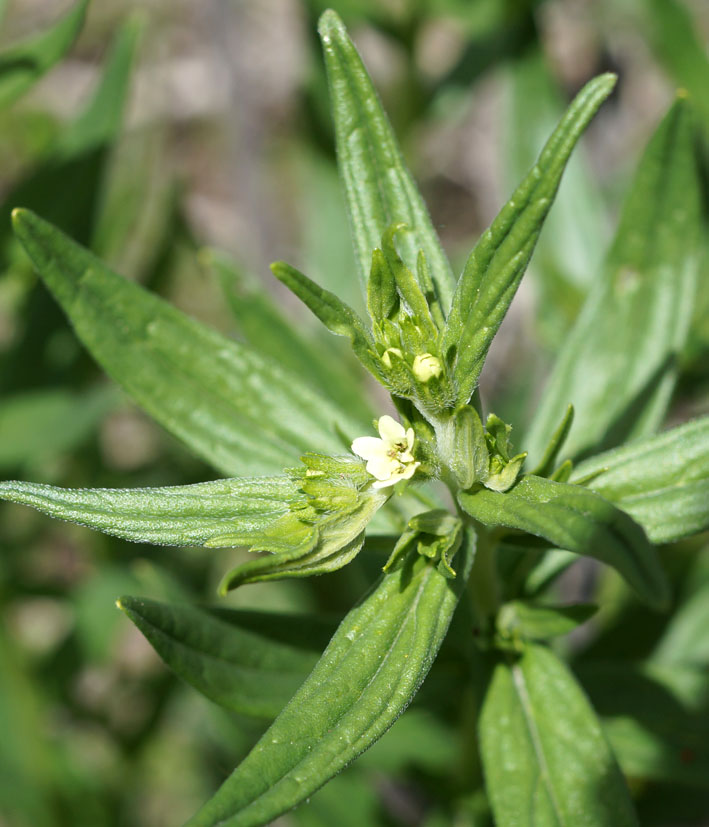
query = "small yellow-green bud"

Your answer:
(382, 347), (403, 369)
(413, 353), (442, 382)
